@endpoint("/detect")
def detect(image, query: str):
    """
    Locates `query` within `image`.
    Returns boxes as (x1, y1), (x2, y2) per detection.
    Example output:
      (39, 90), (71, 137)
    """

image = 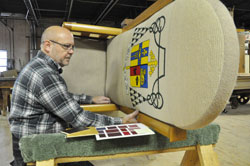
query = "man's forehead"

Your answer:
(56, 31), (74, 42)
